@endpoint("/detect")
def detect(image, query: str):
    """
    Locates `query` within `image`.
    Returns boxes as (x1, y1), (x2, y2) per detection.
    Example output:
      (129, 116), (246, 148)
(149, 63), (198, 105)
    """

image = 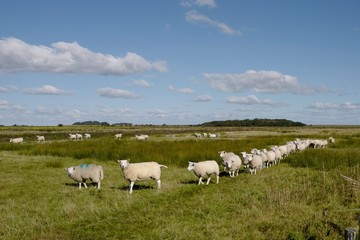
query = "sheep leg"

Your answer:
(78, 182), (82, 189)
(83, 182), (88, 188)
(198, 177), (204, 185)
(206, 177), (211, 185)
(156, 179), (161, 189)
(129, 181), (135, 194)
(216, 175), (219, 184)
(97, 181), (101, 189)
